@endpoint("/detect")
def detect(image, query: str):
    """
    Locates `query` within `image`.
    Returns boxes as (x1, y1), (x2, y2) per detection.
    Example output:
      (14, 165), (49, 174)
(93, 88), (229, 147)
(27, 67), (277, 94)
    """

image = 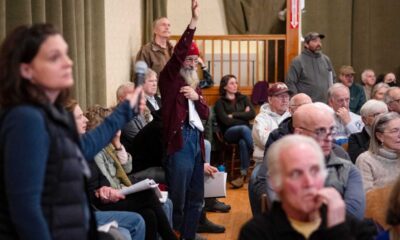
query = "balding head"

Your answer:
(293, 103), (335, 156)
(289, 93), (312, 114)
